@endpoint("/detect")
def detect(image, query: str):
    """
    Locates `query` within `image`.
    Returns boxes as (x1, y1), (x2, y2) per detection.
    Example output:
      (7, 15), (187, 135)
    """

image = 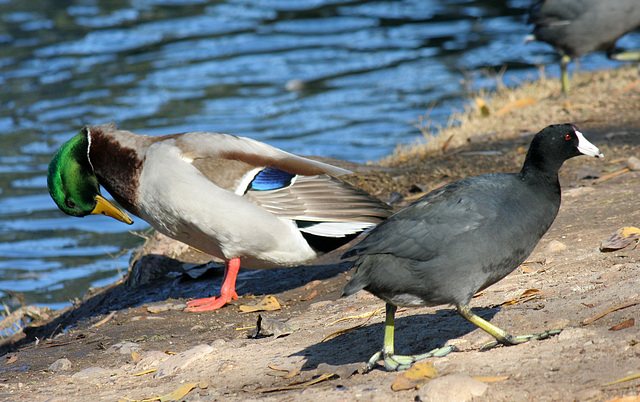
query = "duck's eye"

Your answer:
(65, 199), (76, 209)
(565, 134), (572, 140)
